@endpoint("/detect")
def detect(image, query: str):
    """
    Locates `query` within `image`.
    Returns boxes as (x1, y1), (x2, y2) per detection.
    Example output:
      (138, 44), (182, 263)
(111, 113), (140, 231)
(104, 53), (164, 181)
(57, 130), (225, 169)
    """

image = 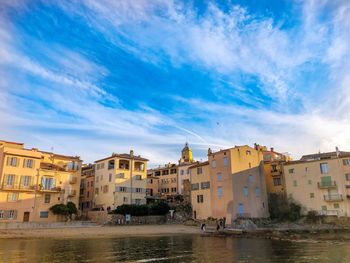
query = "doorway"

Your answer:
(23, 212), (30, 222)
